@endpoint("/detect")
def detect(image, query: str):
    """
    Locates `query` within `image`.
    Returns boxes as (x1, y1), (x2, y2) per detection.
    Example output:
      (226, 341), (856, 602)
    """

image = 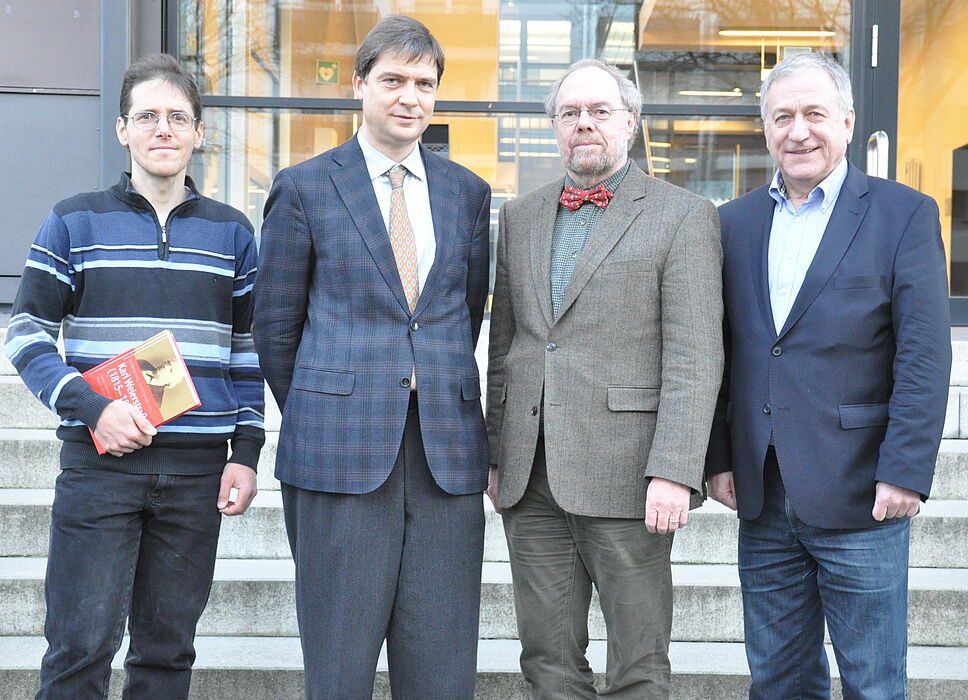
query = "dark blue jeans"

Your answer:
(37, 468), (222, 700)
(739, 454), (910, 700)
